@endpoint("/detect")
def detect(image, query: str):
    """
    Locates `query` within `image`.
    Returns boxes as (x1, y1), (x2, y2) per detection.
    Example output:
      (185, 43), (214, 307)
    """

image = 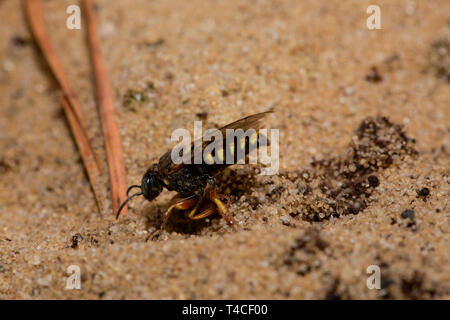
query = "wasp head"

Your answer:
(116, 164), (163, 219)
(141, 164), (163, 201)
